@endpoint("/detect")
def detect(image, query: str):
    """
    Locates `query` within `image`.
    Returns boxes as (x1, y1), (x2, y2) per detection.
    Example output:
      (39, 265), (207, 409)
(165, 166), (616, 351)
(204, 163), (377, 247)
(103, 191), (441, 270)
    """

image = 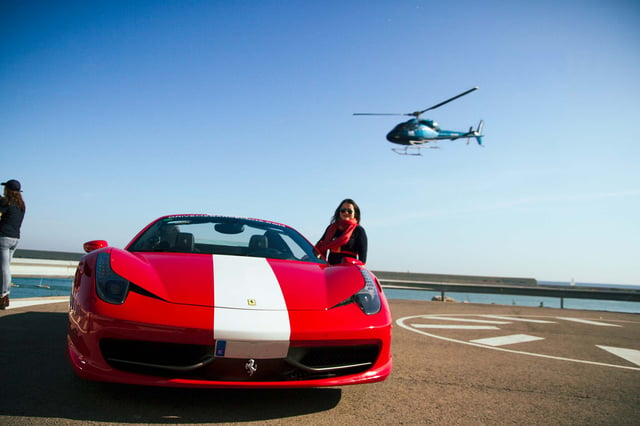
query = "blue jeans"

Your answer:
(0, 236), (19, 296)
